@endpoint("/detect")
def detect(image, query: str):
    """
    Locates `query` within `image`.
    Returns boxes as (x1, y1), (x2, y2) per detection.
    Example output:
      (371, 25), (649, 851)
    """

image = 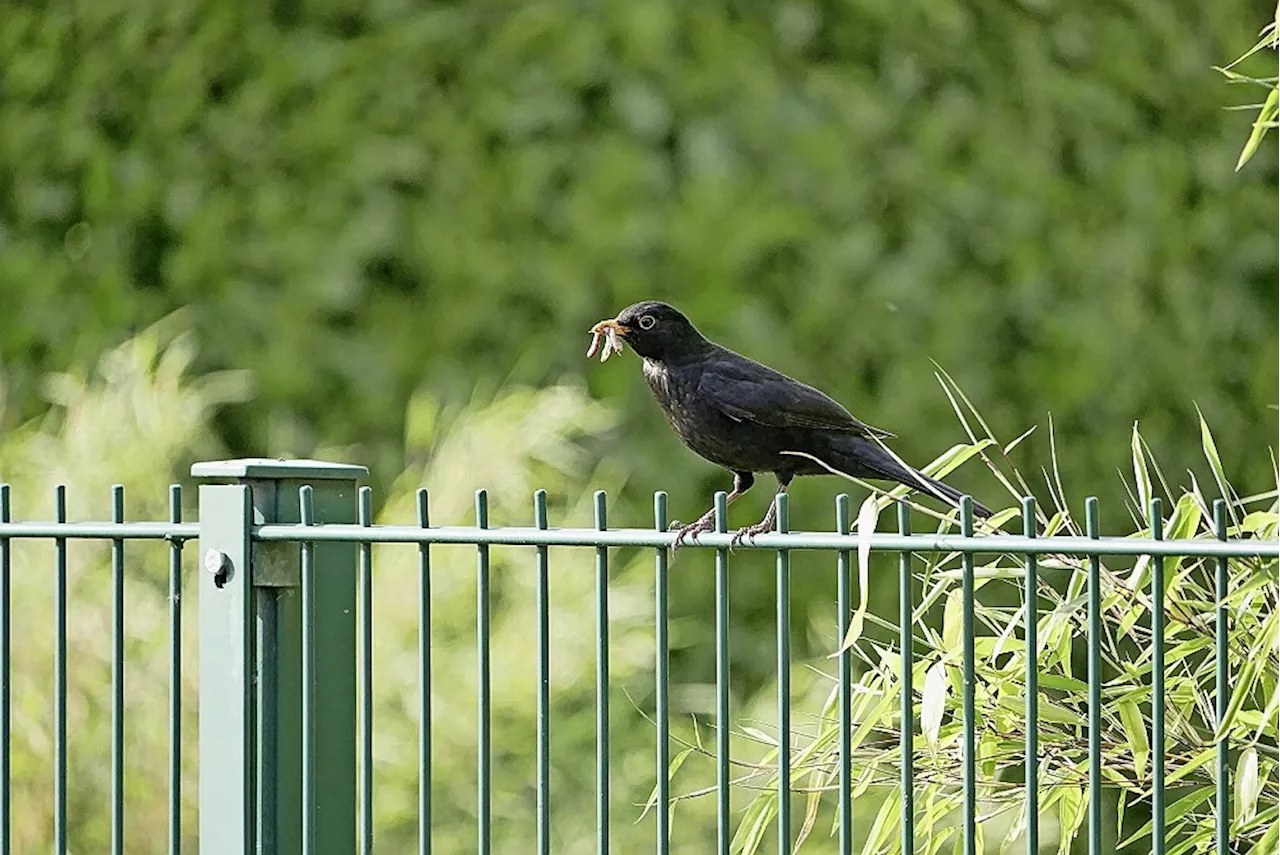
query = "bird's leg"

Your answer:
(671, 471), (754, 550)
(729, 475), (792, 550)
